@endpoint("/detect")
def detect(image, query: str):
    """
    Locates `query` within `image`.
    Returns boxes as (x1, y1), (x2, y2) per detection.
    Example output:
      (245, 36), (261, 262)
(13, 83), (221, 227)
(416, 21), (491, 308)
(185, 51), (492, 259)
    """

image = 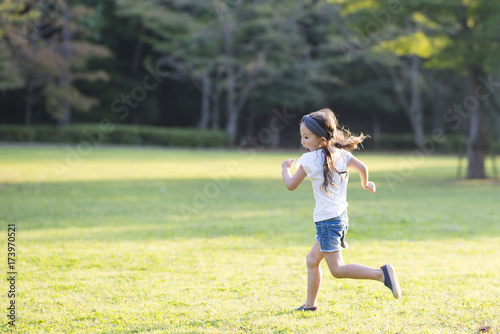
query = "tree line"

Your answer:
(1, 0), (499, 178)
